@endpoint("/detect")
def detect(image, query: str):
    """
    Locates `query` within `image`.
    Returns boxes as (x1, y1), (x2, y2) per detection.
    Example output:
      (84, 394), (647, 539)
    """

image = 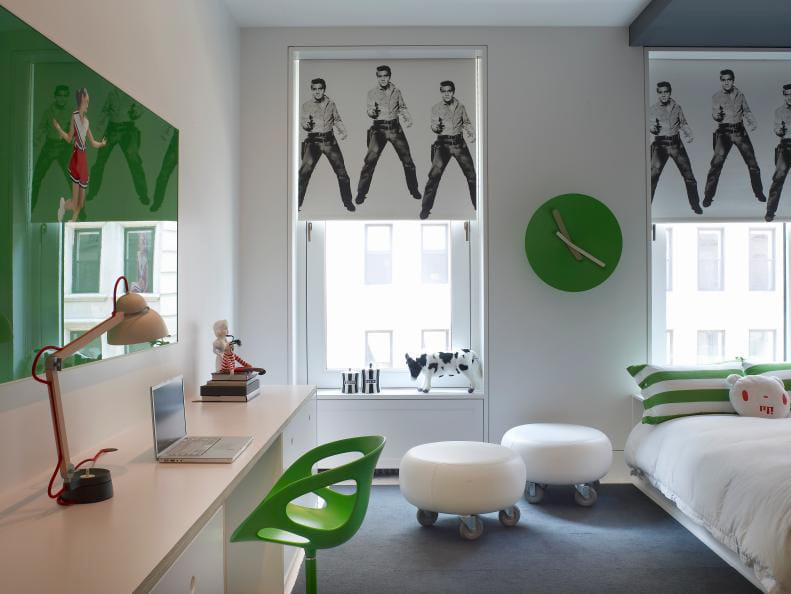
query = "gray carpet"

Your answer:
(293, 484), (759, 593)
